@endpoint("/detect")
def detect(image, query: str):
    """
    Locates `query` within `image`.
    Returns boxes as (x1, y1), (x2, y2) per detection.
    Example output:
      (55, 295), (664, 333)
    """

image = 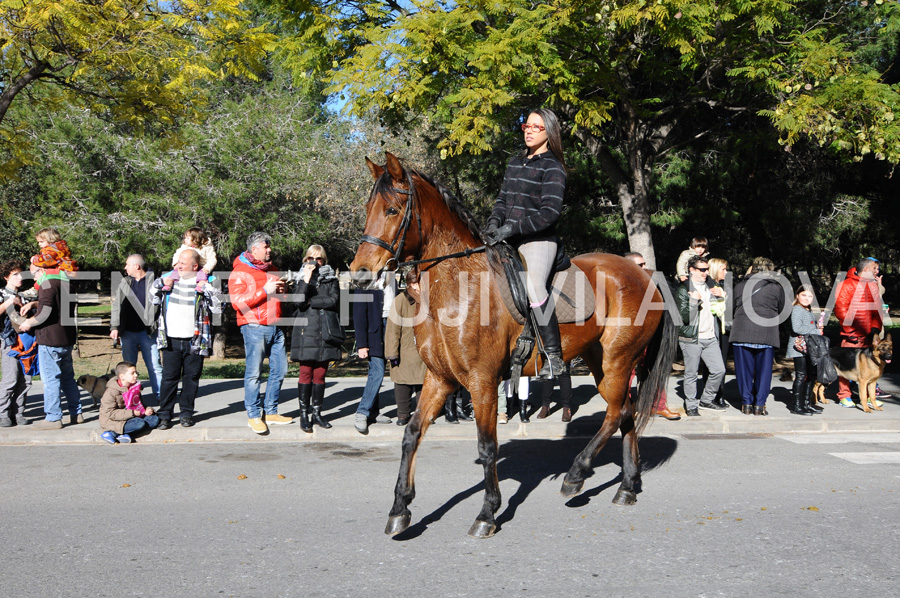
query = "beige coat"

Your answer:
(99, 377), (141, 434)
(384, 291), (427, 385)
